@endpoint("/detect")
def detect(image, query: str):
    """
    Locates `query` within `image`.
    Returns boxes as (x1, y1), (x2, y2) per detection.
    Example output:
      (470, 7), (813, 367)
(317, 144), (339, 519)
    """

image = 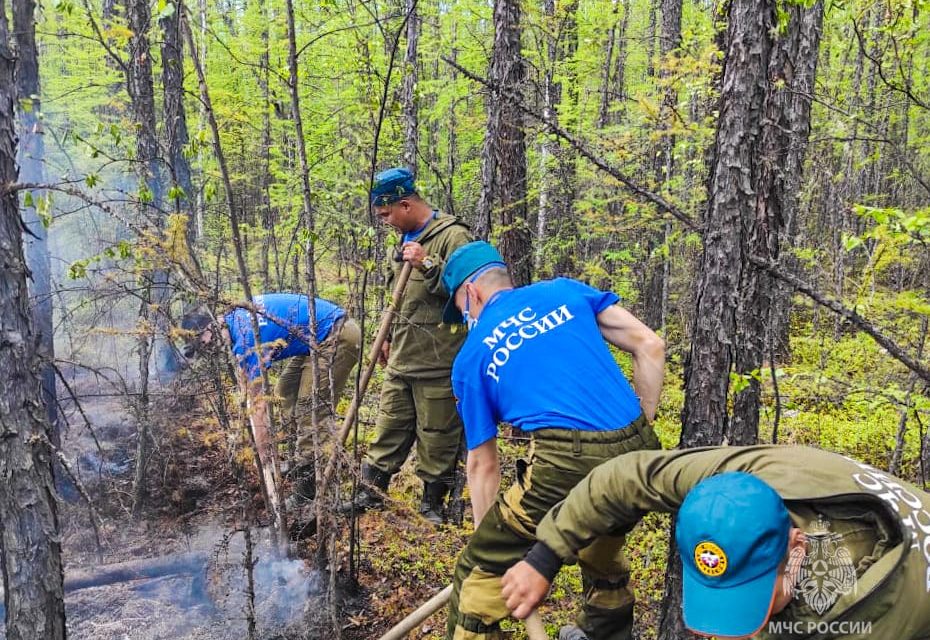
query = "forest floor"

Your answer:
(19, 368), (670, 640)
